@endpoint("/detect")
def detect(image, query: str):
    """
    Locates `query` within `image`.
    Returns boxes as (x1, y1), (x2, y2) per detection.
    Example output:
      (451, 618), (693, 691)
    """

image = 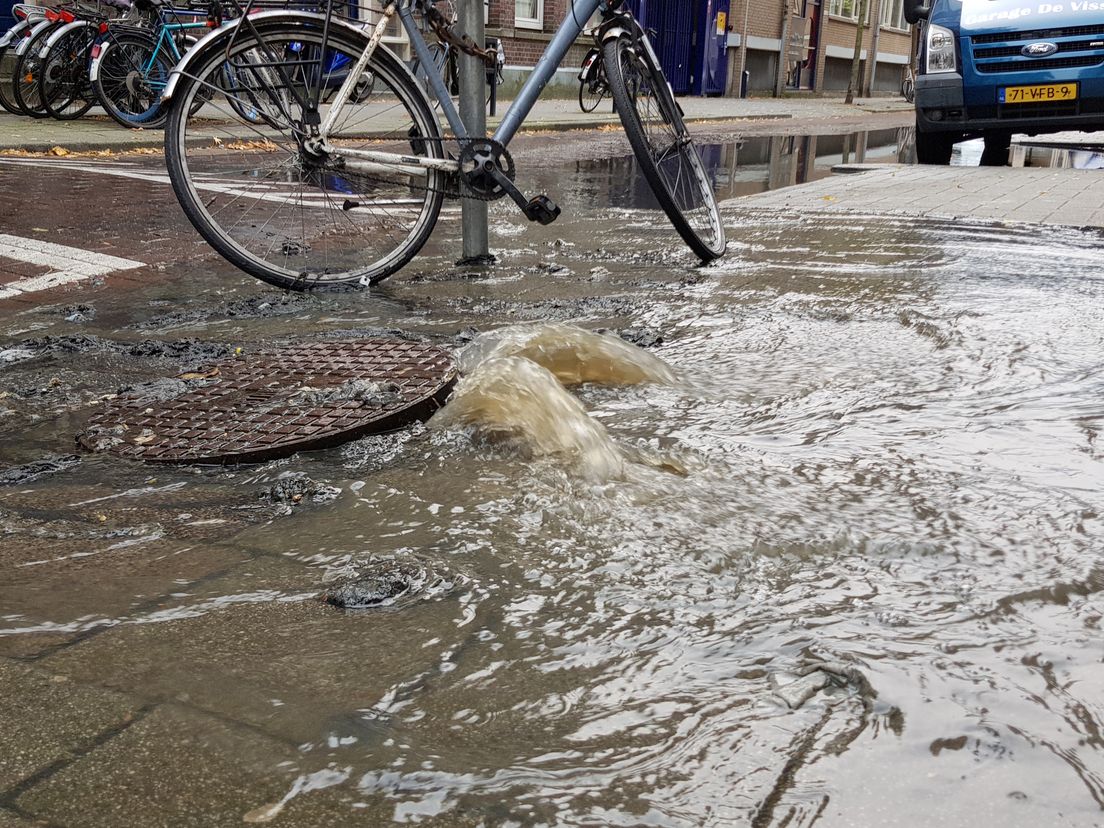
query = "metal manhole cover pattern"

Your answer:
(79, 340), (456, 464)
